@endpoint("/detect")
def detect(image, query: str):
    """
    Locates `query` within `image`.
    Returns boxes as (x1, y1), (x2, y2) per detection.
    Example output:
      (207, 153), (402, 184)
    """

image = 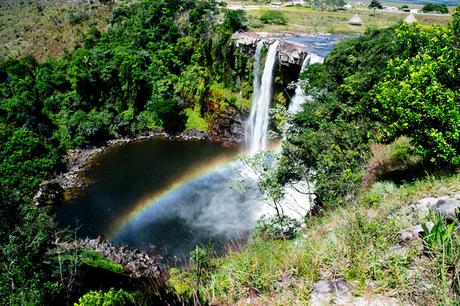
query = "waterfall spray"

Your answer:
(288, 53), (324, 115)
(245, 40), (279, 154)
